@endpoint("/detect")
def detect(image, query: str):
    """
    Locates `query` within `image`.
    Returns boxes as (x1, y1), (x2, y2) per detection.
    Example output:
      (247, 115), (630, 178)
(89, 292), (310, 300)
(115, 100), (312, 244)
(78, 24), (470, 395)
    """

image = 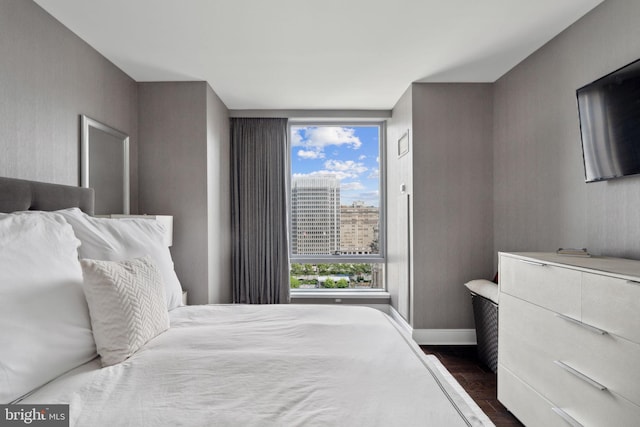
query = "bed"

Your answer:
(0, 177), (494, 426)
